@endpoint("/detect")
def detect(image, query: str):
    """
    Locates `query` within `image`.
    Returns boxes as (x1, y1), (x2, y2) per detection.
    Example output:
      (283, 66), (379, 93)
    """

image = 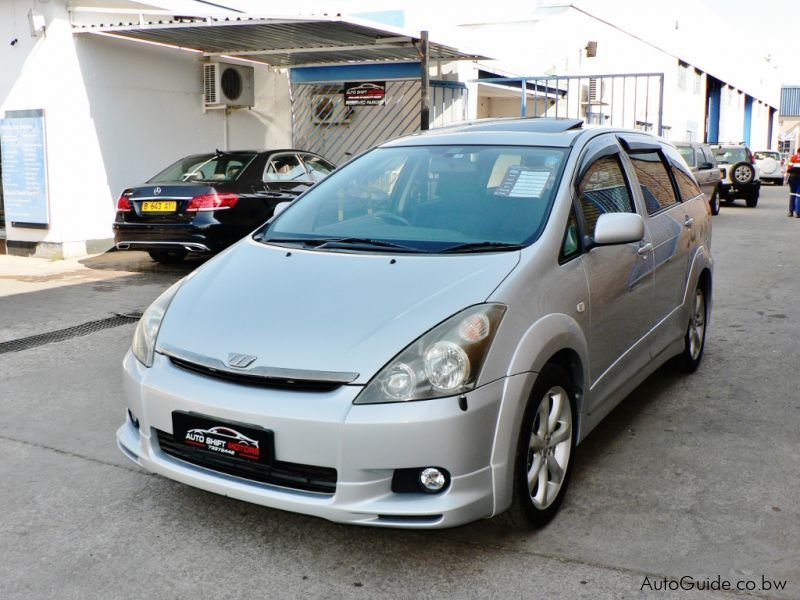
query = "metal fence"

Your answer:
(291, 80), (467, 165)
(477, 73), (665, 135)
